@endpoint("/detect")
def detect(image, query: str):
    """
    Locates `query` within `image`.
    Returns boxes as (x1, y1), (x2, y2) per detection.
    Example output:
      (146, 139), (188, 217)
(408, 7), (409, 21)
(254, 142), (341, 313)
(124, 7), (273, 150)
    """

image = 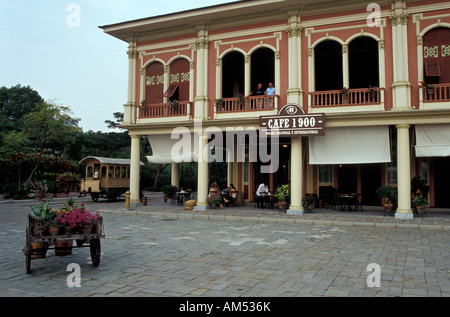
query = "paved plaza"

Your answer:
(0, 193), (449, 298)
